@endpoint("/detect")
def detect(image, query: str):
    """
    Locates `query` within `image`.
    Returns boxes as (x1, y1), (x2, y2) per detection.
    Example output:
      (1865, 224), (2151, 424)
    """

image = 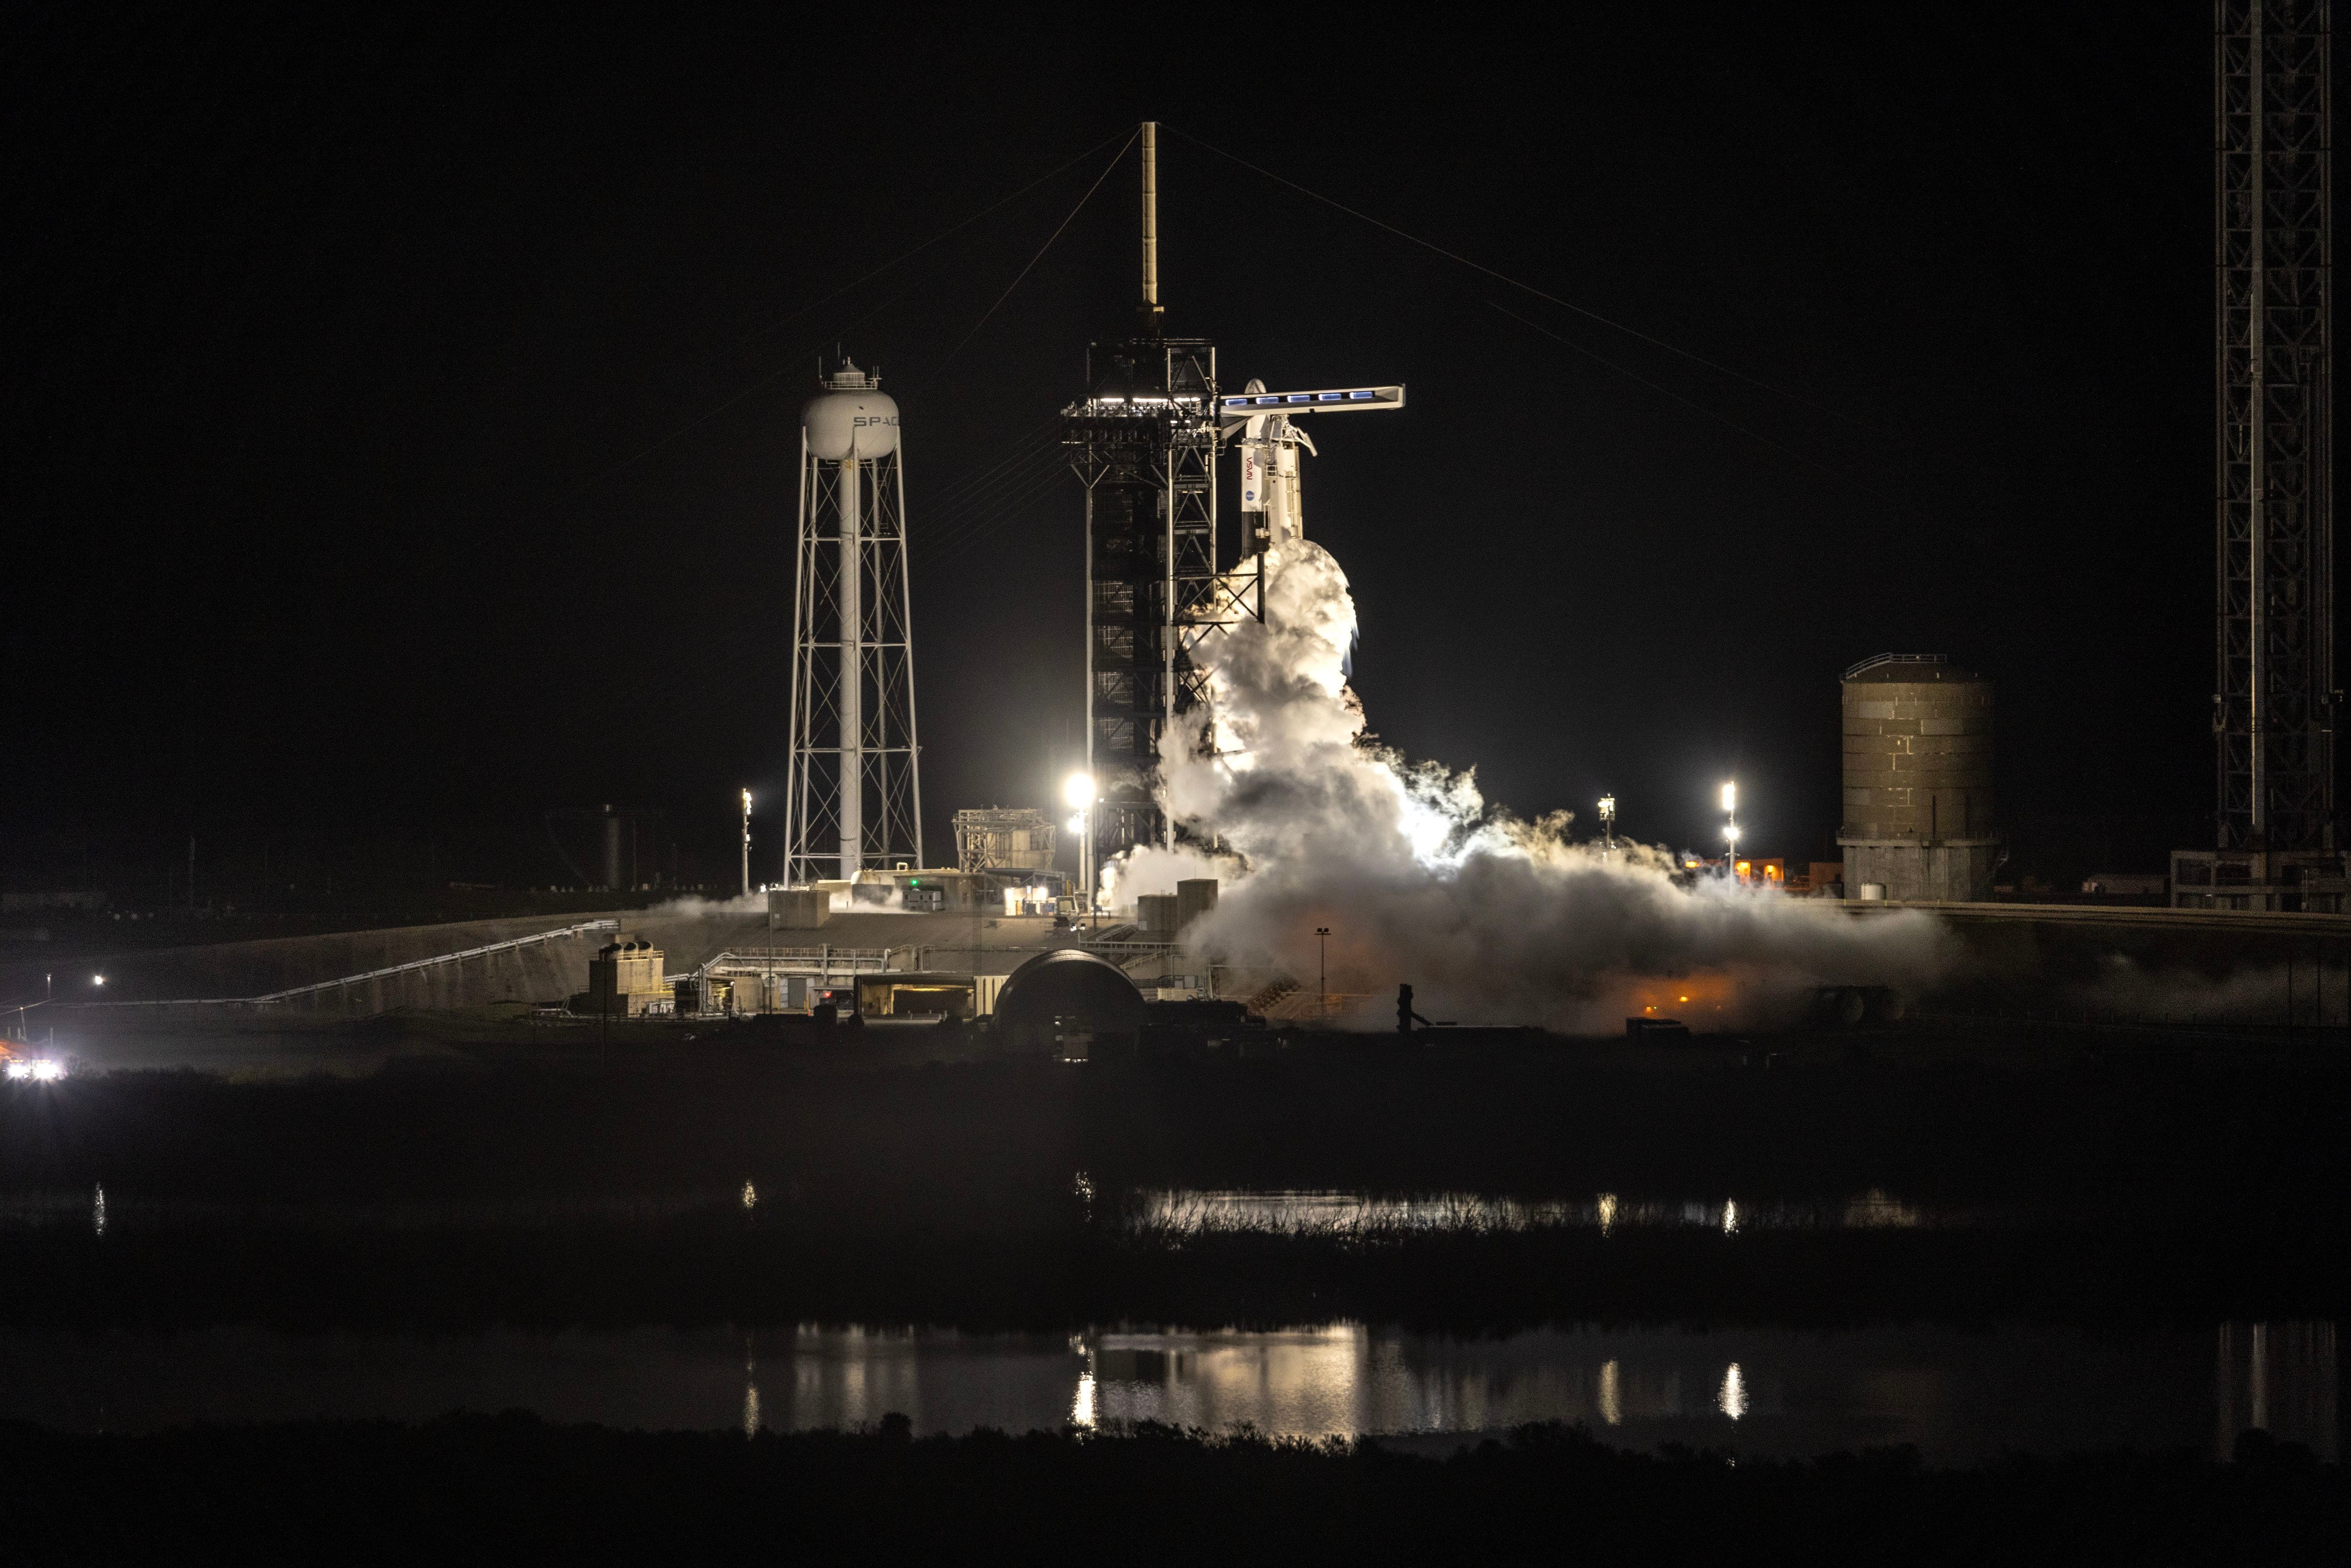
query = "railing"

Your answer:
(1841, 652), (1946, 680)
(76, 921), (621, 1008)
(692, 945), (908, 982)
(1078, 938), (1181, 957)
